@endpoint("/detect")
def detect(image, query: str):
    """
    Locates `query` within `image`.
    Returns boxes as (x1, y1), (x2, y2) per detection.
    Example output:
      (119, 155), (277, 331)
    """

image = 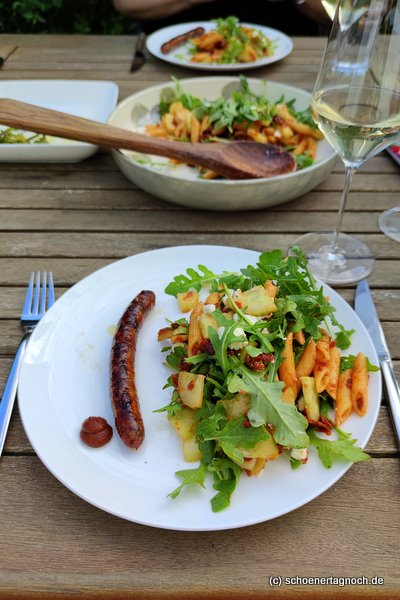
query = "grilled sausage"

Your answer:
(110, 290), (156, 449)
(161, 27), (205, 54)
